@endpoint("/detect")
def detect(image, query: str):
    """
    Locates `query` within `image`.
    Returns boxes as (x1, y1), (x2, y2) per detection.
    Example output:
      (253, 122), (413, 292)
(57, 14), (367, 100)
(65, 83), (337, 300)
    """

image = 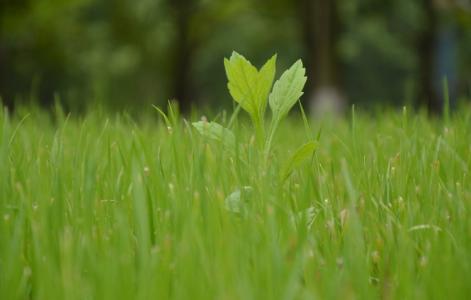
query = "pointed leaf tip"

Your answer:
(269, 59), (307, 122)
